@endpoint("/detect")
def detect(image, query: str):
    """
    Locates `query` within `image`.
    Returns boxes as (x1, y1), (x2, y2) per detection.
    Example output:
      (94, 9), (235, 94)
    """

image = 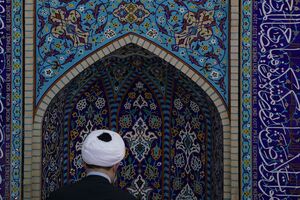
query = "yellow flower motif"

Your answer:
(70, 130), (79, 140)
(244, 37), (250, 43)
(85, 14), (92, 20)
(119, 181), (127, 188)
(202, 45), (208, 51)
(145, 92), (152, 99)
(172, 15), (178, 22)
(55, 43), (62, 48)
(128, 92), (136, 99)
(144, 22), (150, 29)
(14, 63), (20, 69)
(244, 159), (250, 166)
(154, 182), (160, 188)
(243, 128), (250, 134)
(13, 33), (20, 40)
